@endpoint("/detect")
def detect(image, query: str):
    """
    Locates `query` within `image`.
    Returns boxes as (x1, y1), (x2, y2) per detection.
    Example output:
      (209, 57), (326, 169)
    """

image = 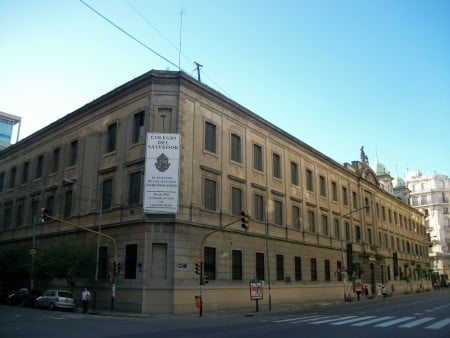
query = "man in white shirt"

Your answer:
(81, 288), (91, 314)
